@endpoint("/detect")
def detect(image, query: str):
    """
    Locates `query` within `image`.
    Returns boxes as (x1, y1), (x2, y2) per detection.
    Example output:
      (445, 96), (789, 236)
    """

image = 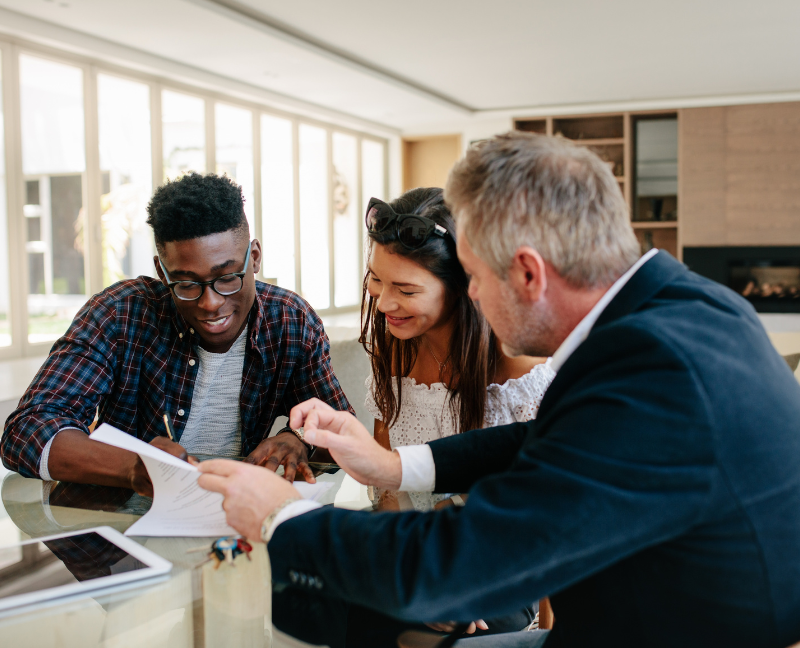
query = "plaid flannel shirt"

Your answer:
(2, 277), (352, 478)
